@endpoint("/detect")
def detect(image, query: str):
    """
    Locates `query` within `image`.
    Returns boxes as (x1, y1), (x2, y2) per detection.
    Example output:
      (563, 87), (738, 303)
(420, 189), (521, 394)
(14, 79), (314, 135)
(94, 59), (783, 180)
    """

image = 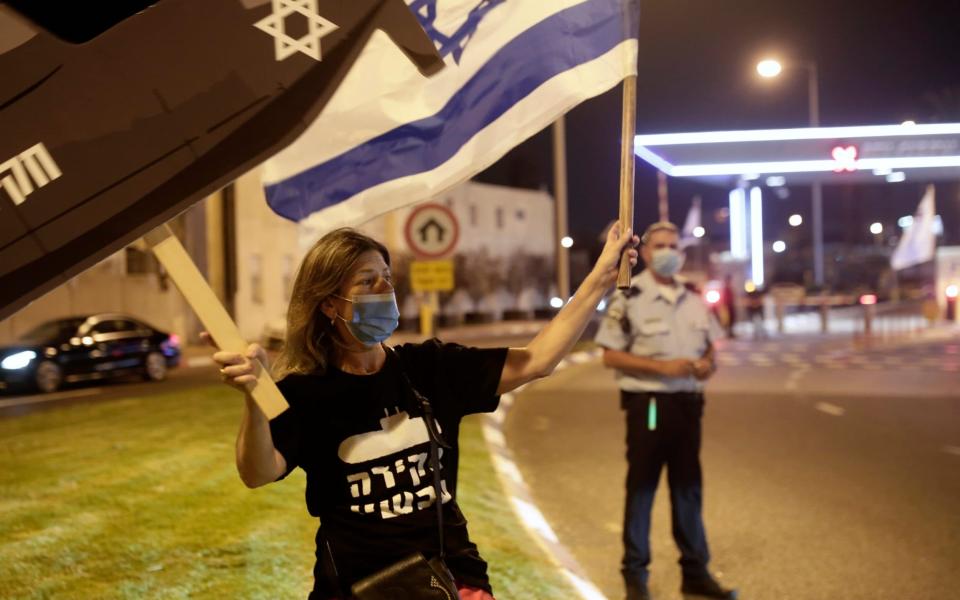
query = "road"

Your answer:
(0, 358), (220, 419)
(505, 335), (960, 600)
